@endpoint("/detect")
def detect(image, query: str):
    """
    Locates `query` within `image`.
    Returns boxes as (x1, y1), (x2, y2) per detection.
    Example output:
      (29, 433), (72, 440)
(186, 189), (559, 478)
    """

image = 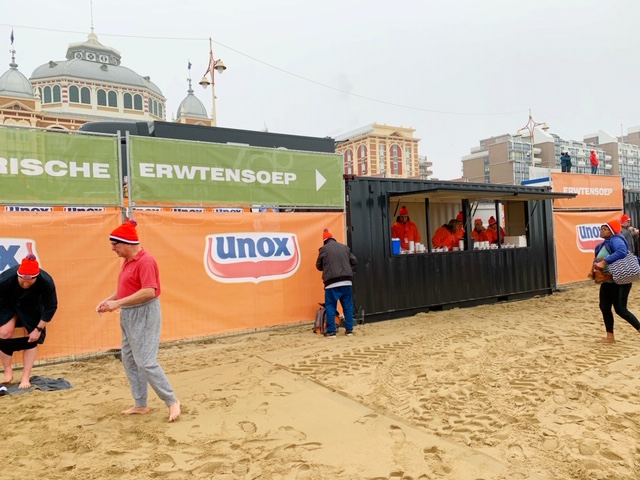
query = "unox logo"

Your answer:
(204, 233), (300, 283)
(576, 223), (604, 252)
(0, 239), (40, 273)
